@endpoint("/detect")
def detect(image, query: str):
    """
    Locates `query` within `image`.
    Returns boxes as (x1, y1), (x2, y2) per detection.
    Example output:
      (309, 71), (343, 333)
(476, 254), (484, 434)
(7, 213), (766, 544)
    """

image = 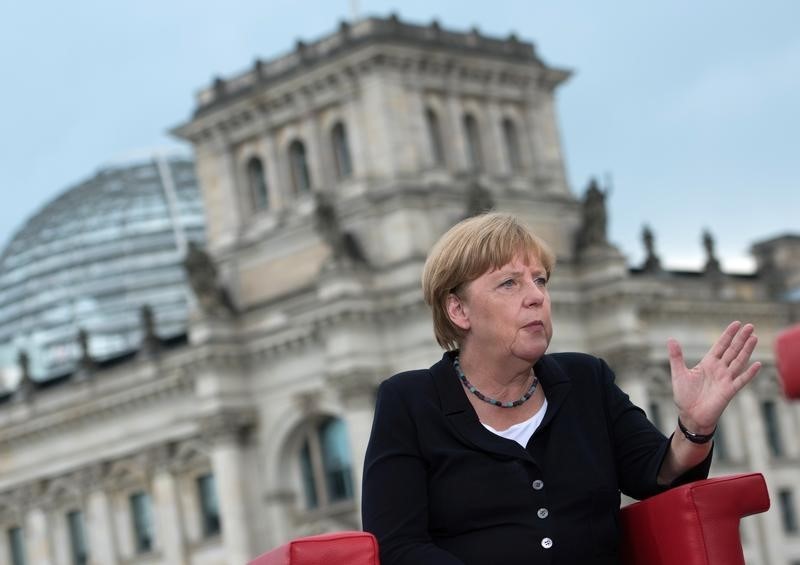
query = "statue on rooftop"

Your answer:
(313, 191), (368, 267)
(464, 179), (495, 219)
(184, 242), (236, 318)
(641, 224), (662, 272)
(575, 177), (612, 256)
(702, 229), (722, 275)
